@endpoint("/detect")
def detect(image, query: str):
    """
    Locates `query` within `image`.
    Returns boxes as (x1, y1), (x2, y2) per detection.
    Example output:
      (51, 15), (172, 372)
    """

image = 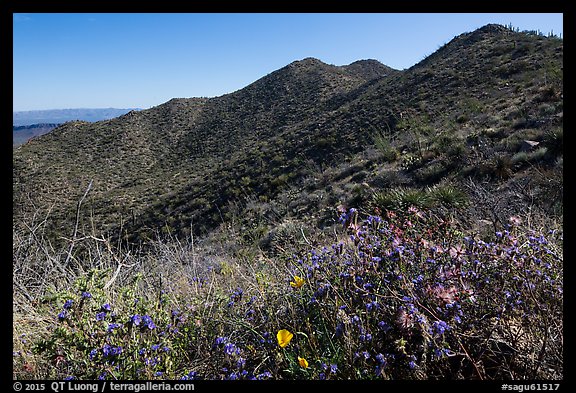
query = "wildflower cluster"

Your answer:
(32, 271), (188, 380)
(26, 208), (562, 380)
(287, 208), (562, 379)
